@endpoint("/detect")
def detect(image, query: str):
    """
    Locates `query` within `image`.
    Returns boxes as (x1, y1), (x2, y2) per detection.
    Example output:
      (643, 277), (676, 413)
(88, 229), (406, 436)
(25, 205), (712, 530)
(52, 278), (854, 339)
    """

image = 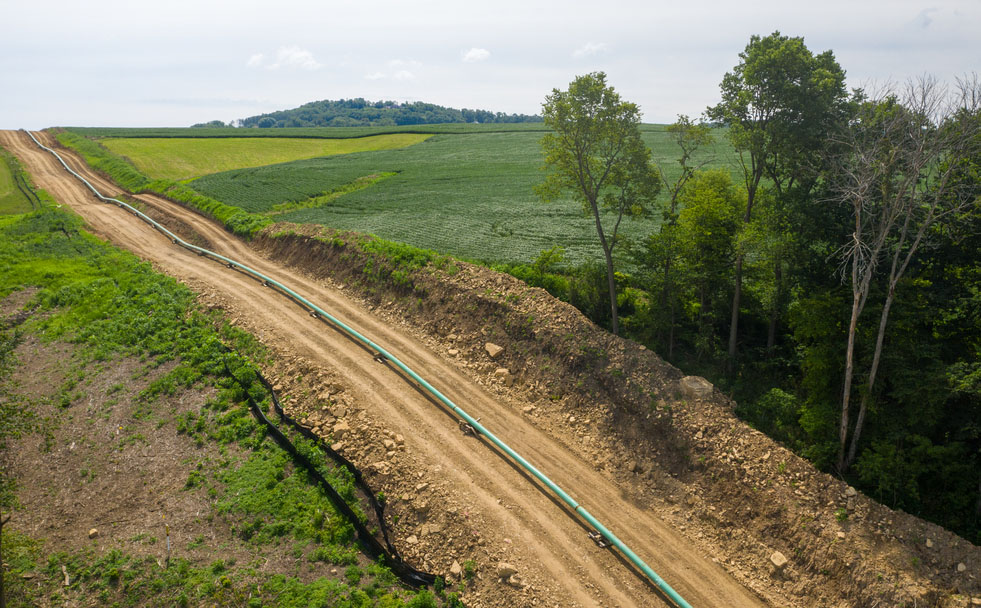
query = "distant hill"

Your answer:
(193, 98), (542, 129)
